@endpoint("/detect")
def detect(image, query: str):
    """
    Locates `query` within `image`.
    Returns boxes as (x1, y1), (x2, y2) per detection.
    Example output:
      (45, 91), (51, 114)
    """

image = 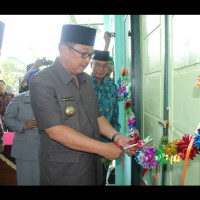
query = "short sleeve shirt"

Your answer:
(91, 74), (121, 143)
(29, 57), (103, 185)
